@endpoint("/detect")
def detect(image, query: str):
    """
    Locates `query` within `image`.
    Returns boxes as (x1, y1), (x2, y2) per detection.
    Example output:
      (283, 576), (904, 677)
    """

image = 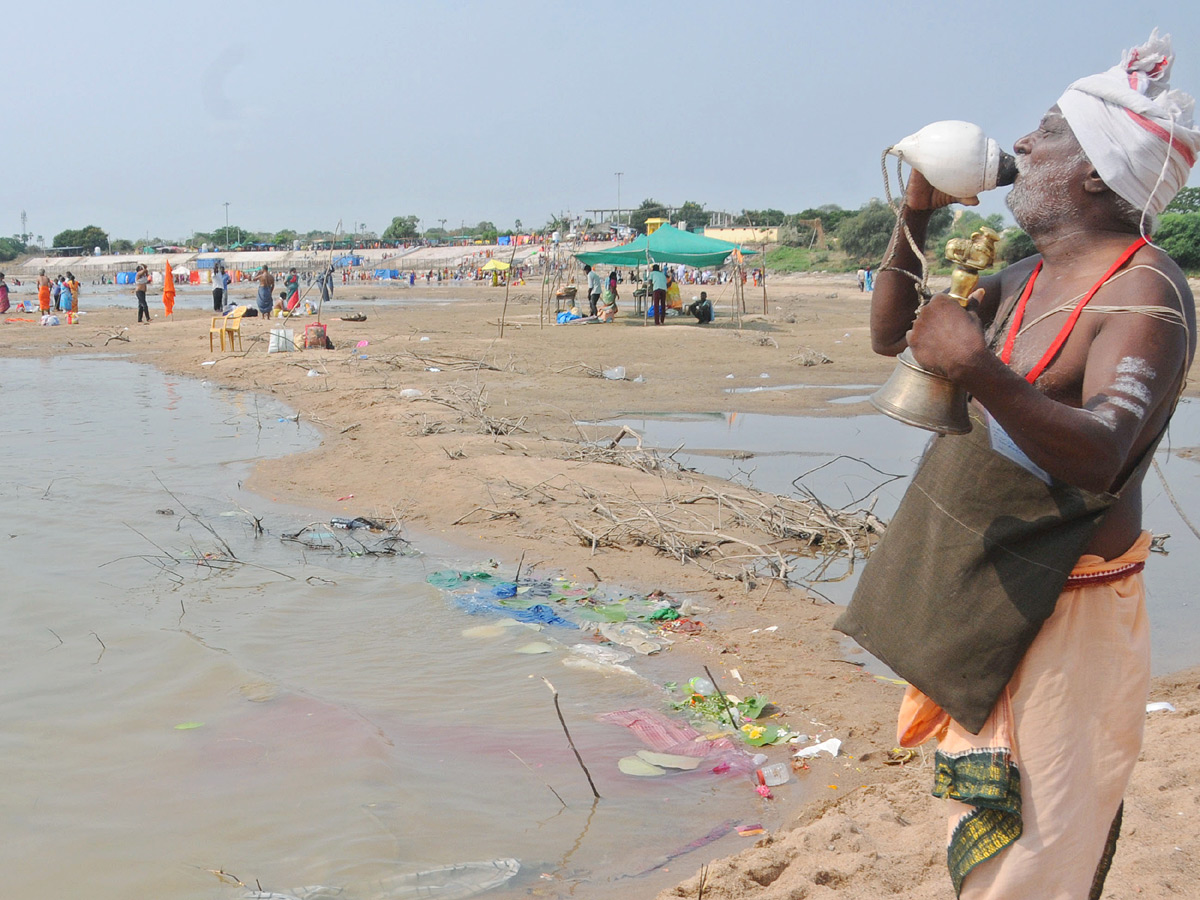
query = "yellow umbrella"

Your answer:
(480, 258), (510, 271)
